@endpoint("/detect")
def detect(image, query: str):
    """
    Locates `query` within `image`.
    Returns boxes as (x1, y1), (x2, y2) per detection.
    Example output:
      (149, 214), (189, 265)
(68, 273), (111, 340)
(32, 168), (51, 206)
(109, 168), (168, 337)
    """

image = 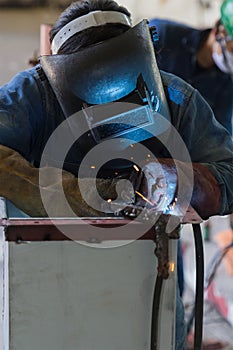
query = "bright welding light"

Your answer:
(133, 164), (140, 172)
(169, 197), (178, 211)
